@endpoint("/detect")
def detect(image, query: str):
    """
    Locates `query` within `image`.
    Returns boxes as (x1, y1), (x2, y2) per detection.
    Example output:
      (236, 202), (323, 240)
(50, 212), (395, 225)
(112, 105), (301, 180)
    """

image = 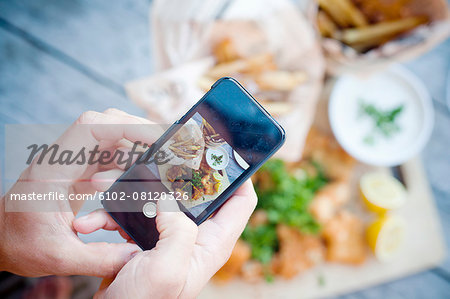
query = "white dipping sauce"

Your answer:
(329, 65), (433, 166)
